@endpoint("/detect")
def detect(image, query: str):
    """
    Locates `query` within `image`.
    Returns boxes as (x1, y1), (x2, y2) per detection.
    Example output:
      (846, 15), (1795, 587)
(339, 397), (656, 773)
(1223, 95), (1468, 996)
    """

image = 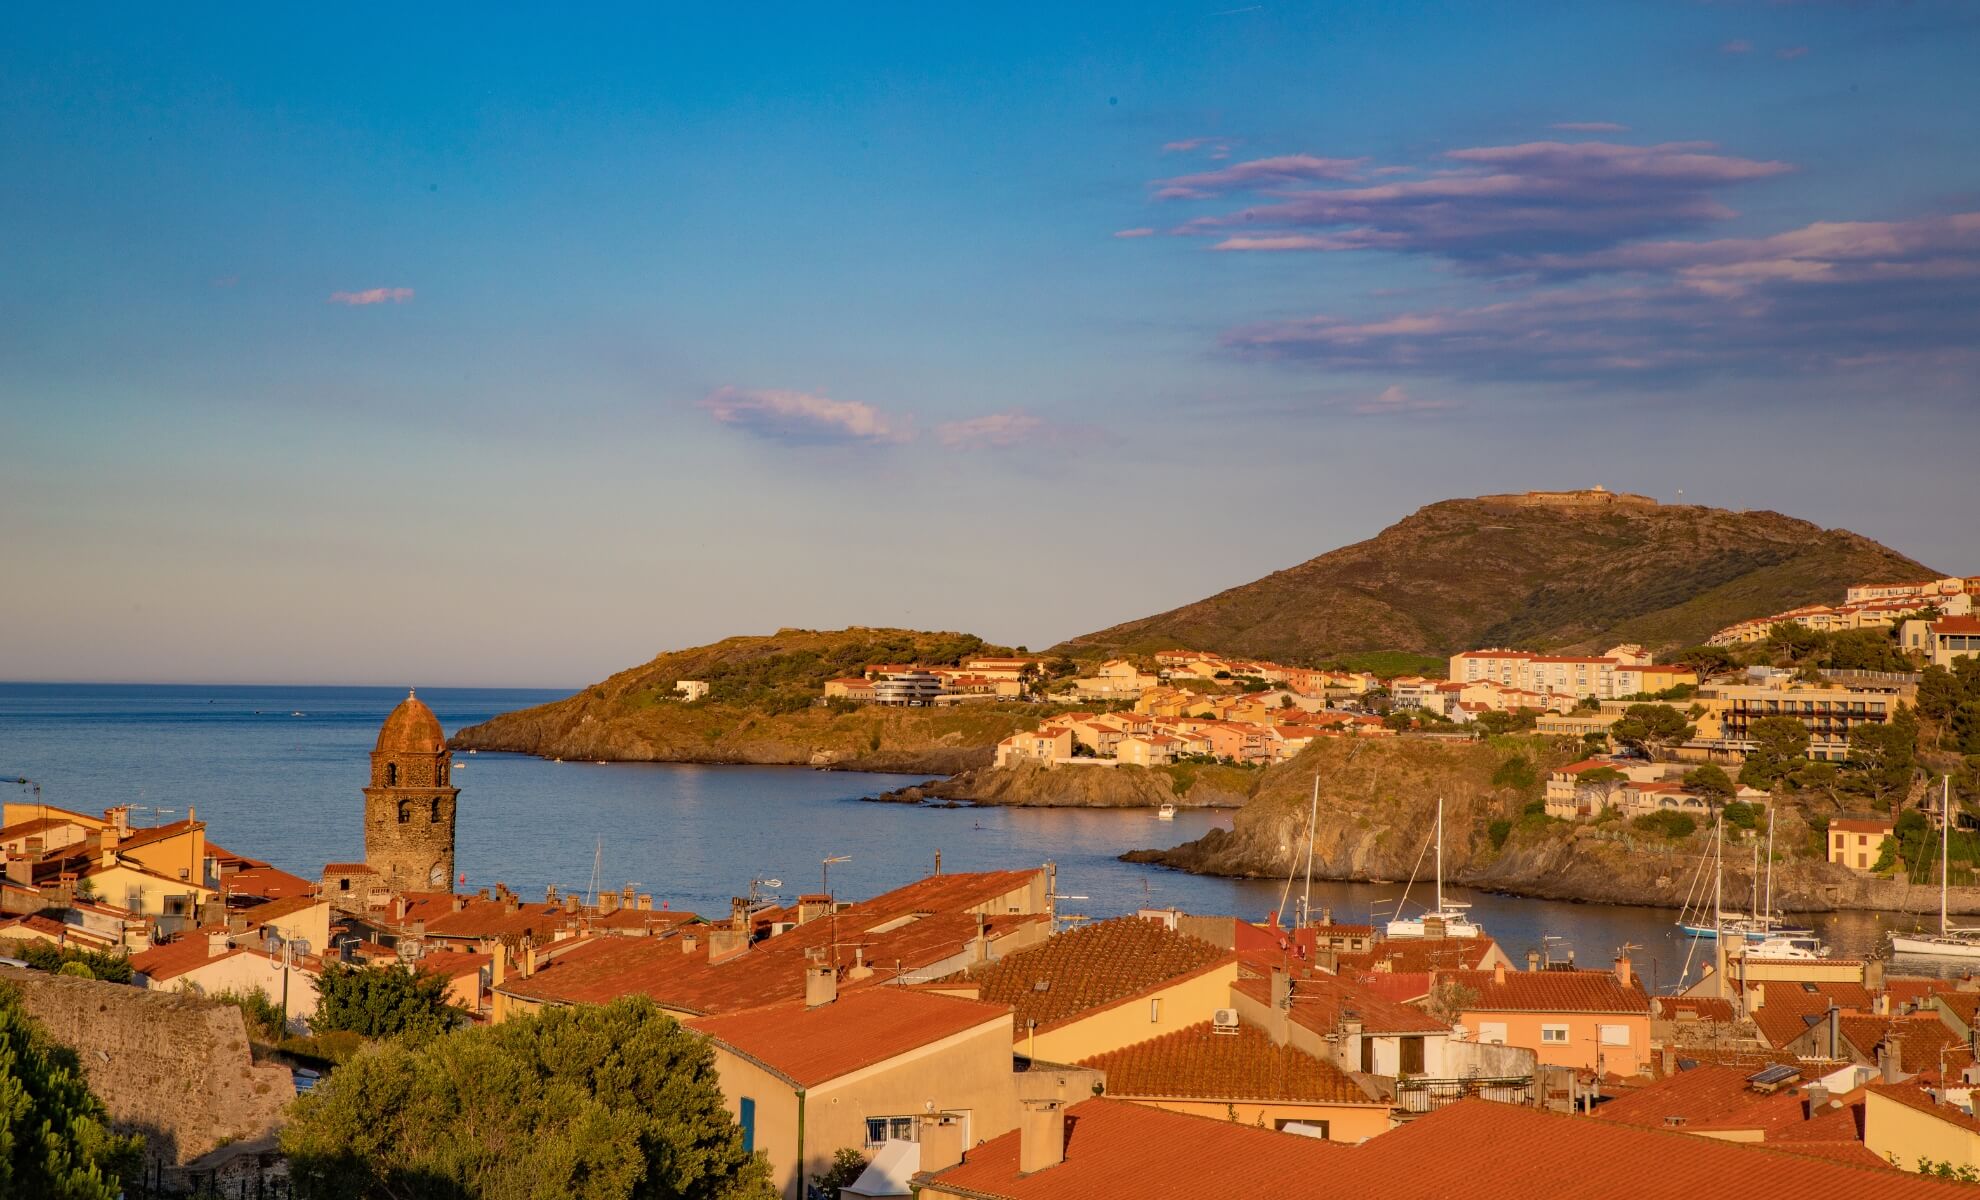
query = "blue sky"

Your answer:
(3, 3), (1976, 686)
